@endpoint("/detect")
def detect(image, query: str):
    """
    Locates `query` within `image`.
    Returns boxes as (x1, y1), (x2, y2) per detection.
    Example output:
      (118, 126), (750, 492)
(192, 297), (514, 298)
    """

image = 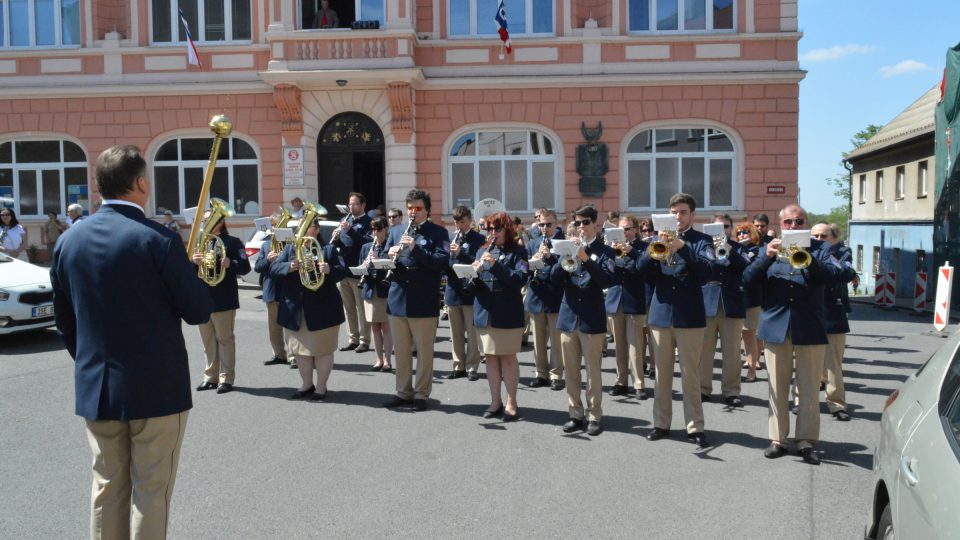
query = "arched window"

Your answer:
(0, 139), (87, 216)
(623, 127), (736, 210)
(153, 136), (260, 216)
(448, 129), (558, 213)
